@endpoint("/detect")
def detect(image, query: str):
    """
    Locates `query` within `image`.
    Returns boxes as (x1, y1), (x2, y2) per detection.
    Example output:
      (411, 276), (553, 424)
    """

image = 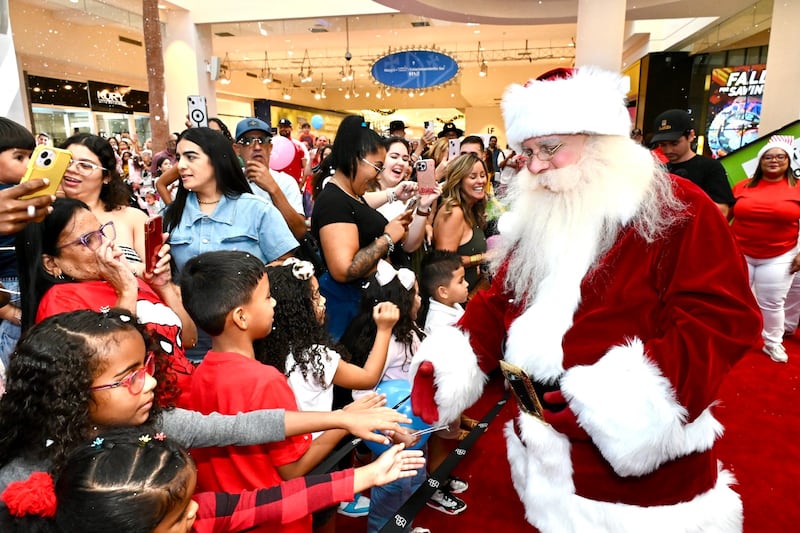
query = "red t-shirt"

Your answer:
(36, 279), (195, 408)
(189, 350), (312, 533)
(732, 178), (800, 258)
